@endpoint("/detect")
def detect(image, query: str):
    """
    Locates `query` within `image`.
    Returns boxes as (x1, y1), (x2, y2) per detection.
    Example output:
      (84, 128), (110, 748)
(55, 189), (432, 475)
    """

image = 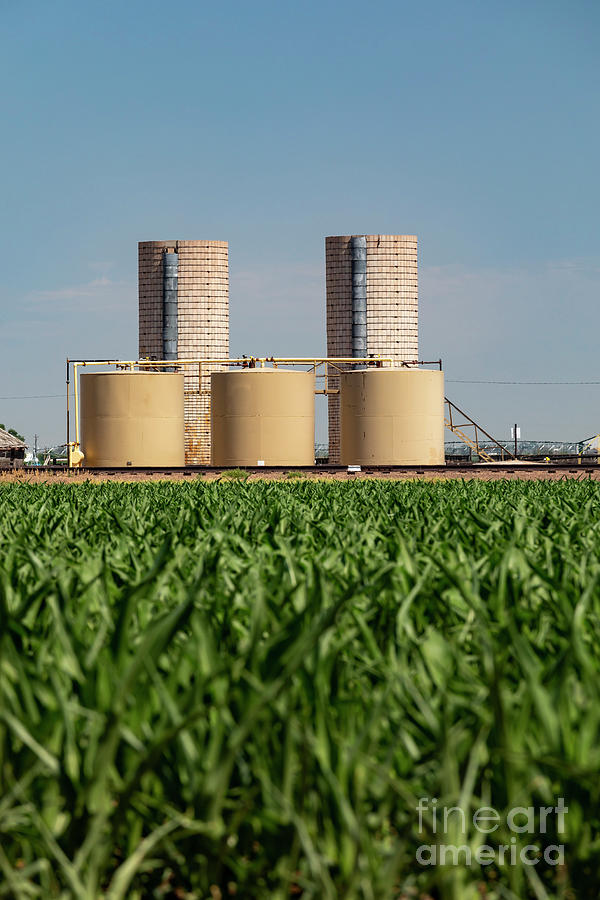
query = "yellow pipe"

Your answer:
(68, 357), (395, 366)
(66, 358), (70, 461)
(74, 363), (80, 447)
